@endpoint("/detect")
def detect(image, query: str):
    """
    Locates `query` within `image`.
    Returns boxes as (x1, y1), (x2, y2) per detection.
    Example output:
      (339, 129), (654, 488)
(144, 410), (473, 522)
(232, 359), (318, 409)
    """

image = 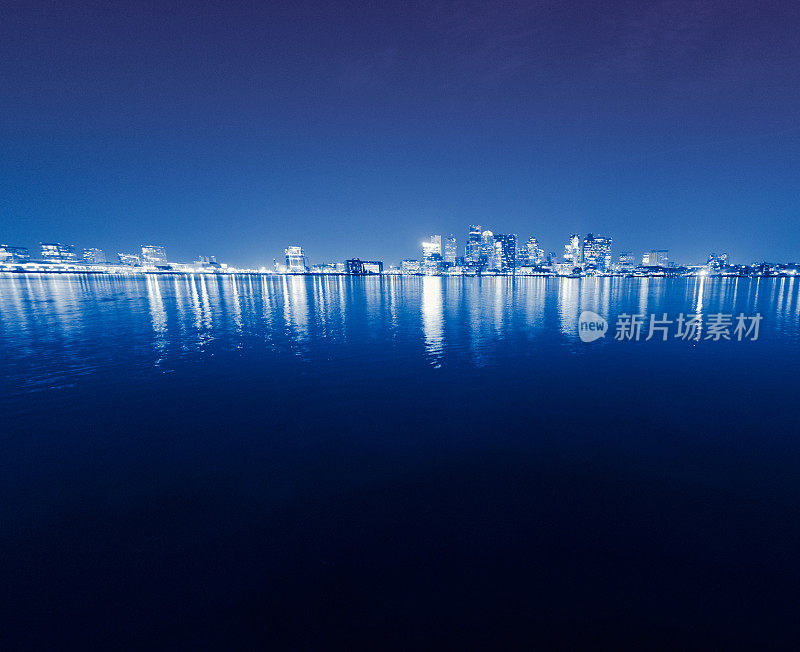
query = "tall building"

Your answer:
(422, 235), (442, 258)
(564, 234), (581, 266)
(285, 245), (307, 273)
(422, 235), (443, 273)
(526, 237), (545, 266)
(466, 225), (482, 264)
(40, 243), (77, 262)
(444, 235), (457, 264)
(141, 245), (167, 264)
(83, 248), (106, 264)
(480, 230), (496, 269)
(582, 233), (612, 271)
(493, 234), (517, 271)
(0, 245), (30, 263)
